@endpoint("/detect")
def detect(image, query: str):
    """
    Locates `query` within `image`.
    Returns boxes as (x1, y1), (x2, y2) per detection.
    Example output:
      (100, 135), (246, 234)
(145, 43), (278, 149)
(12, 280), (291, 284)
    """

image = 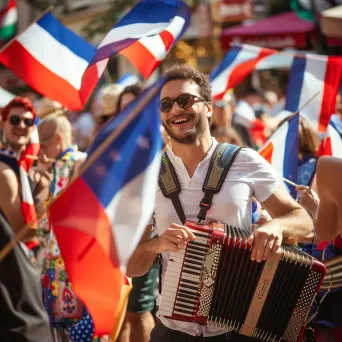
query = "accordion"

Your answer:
(159, 221), (326, 342)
